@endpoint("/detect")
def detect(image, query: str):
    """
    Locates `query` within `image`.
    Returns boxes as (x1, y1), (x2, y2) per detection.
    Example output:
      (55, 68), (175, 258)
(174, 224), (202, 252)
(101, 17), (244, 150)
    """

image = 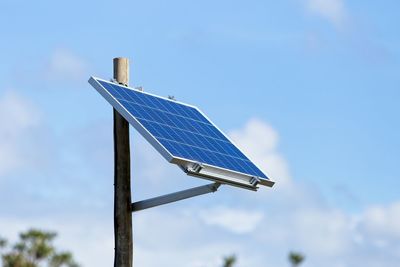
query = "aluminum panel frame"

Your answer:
(89, 76), (275, 190)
